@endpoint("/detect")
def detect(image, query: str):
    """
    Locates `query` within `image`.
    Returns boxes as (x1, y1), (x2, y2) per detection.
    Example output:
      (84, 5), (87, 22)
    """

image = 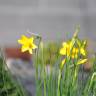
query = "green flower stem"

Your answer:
(83, 73), (96, 96)
(35, 54), (39, 96)
(41, 41), (46, 96)
(35, 37), (42, 96)
(88, 72), (96, 91)
(72, 66), (77, 85)
(44, 68), (46, 96)
(0, 48), (26, 96)
(57, 70), (62, 96)
(72, 65), (79, 95)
